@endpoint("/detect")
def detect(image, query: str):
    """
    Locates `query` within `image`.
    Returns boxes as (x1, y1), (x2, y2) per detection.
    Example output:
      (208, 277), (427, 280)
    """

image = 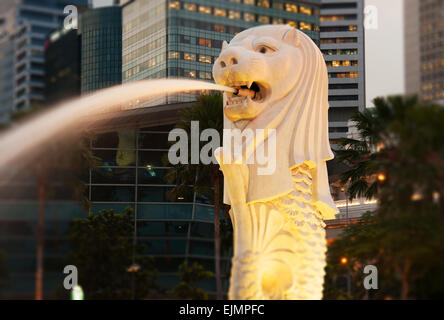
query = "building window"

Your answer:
(184, 3), (196, 11)
(214, 8), (227, 17)
(199, 71), (212, 80)
(257, 0), (270, 8)
(199, 6), (212, 14)
(229, 10), (241, 19)
(184, 53), (196, 61)
(186, 70), (196, 78)
(244, 0), (255, 5)
(327, 60), (358, 67)
(169, 1), (180, 10)
(272, 2), (283, 10)
(244, 12), (255, 22)
(300, 6), (312, 15)
(286, 20), (298, 28)
(272, 17), (284, 24)
(299, 22), (312, 31)
(199, 55), (212, 64)
(198, 38), (212, 47)
(229, 0), (241, 2)
(258, 16), (270, 24)
(349, 25), (358, 31)
(168, 51), (179, 59)
(285, 3), (298, 13)
(214, 24), (226, 32)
